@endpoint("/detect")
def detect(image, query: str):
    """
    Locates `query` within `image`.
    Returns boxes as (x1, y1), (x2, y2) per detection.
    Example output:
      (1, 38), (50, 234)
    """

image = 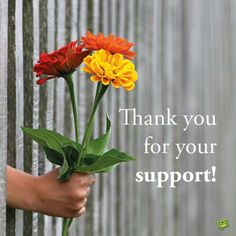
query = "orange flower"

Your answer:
(81, 31), (136, 60)
(33, 41), (90, 85)
(81, 49), (138, 91)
